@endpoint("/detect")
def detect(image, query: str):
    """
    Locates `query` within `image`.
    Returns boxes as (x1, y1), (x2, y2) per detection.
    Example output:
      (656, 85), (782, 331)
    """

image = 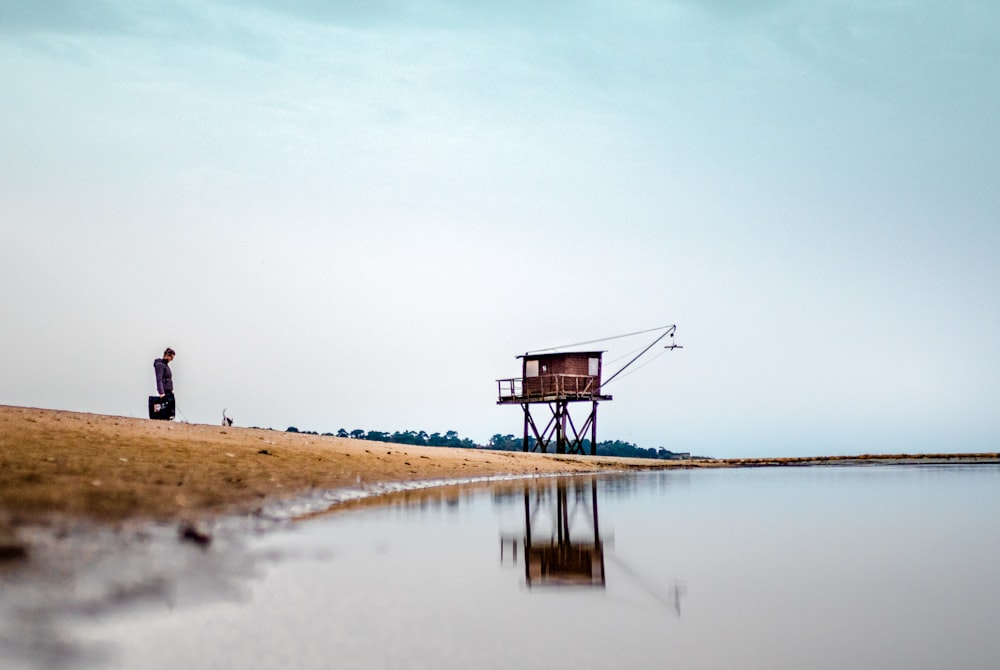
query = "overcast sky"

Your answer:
(2, 1), (998, 457)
